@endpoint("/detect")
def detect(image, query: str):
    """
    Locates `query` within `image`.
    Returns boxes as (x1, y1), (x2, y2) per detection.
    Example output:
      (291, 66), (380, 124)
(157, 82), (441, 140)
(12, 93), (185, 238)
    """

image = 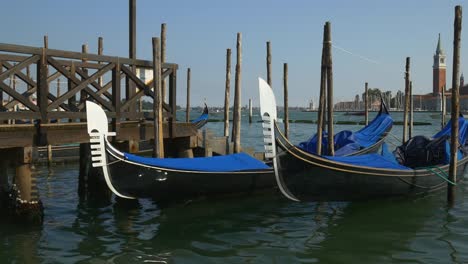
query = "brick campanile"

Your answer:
(433, 33), (446, 95)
